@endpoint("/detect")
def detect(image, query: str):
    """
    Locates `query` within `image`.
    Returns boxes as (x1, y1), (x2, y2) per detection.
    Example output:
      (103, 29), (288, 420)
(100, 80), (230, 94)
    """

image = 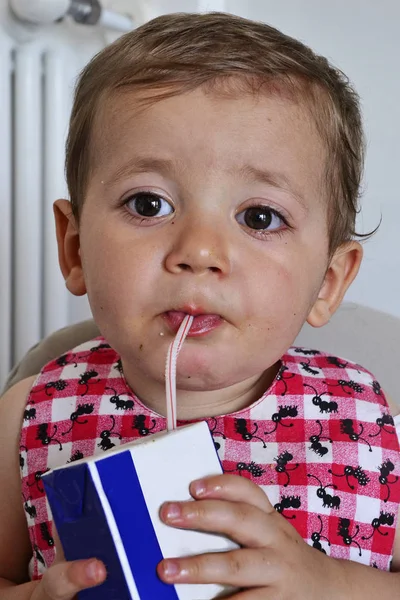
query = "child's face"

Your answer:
(70, 87), (336, 393)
